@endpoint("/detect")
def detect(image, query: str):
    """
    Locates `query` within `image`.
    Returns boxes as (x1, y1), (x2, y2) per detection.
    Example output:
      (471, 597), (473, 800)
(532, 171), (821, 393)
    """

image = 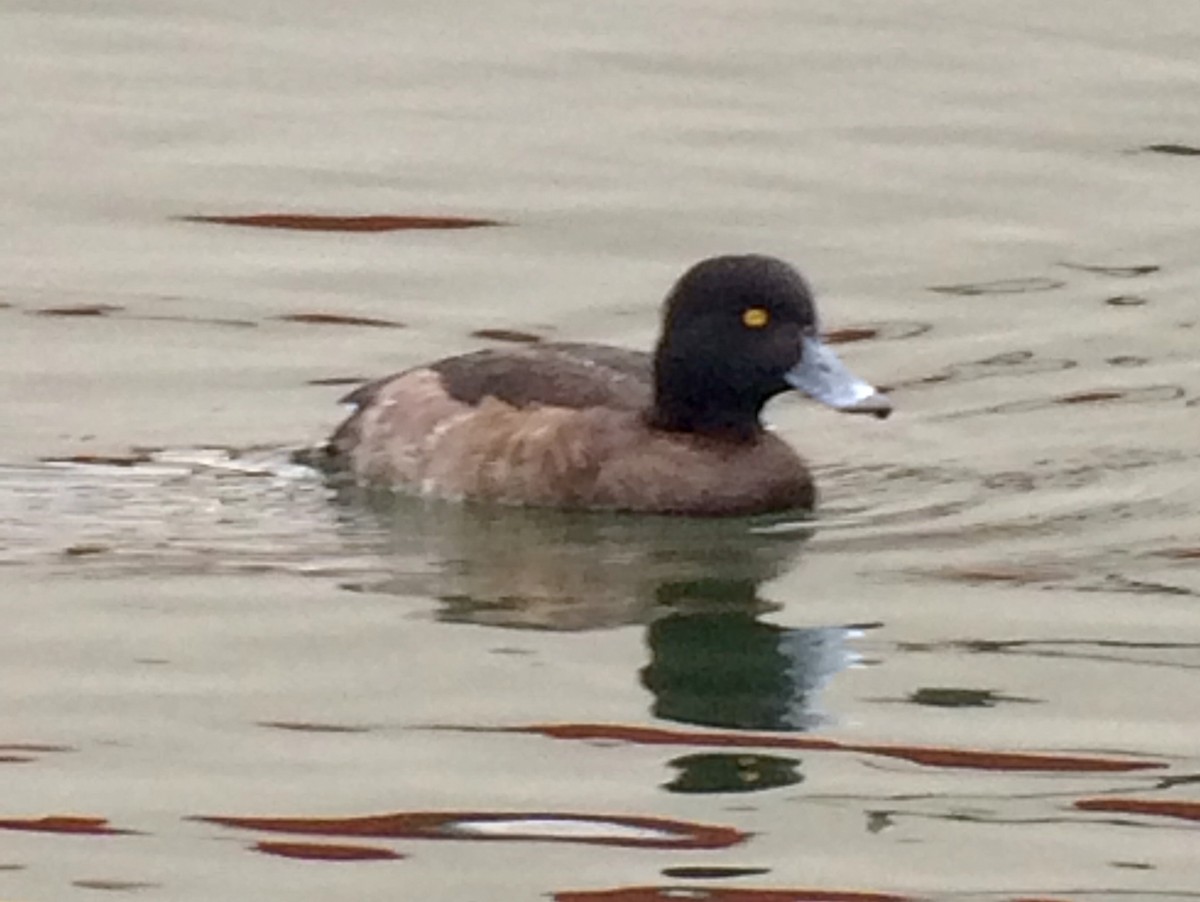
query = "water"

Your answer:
(2, 2), (1199, 900)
